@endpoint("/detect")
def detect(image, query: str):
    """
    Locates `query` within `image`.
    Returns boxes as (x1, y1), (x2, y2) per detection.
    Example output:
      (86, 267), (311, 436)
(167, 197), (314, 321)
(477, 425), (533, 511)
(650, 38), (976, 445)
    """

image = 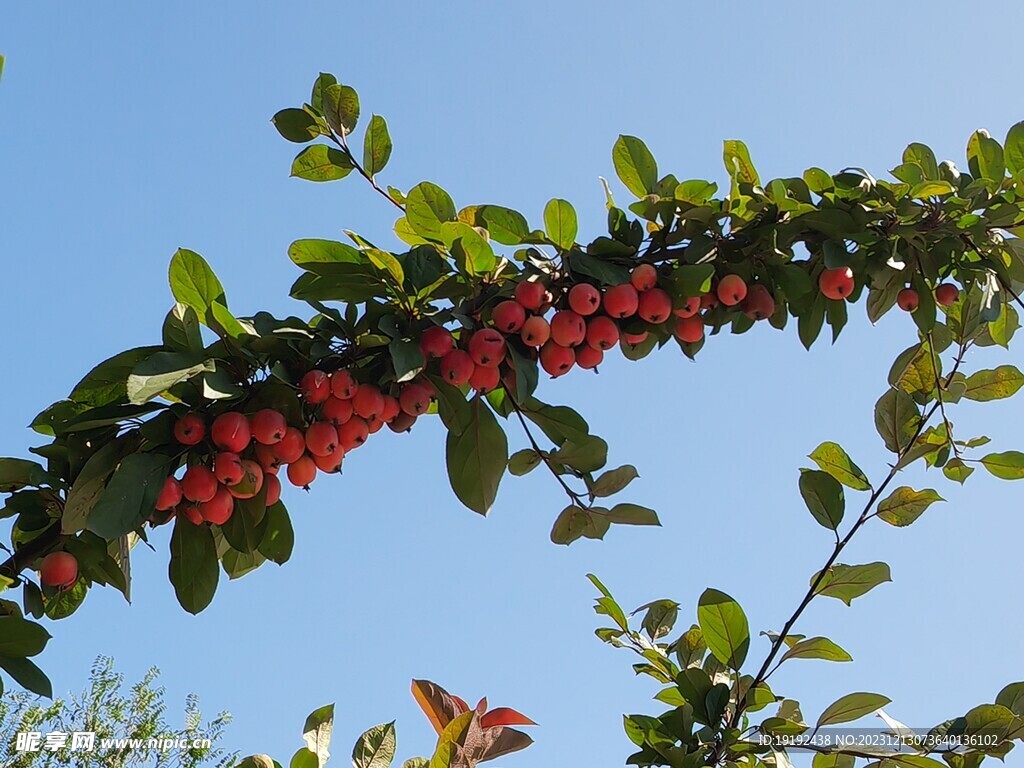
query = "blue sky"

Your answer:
(2, 2), (1024, 765)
